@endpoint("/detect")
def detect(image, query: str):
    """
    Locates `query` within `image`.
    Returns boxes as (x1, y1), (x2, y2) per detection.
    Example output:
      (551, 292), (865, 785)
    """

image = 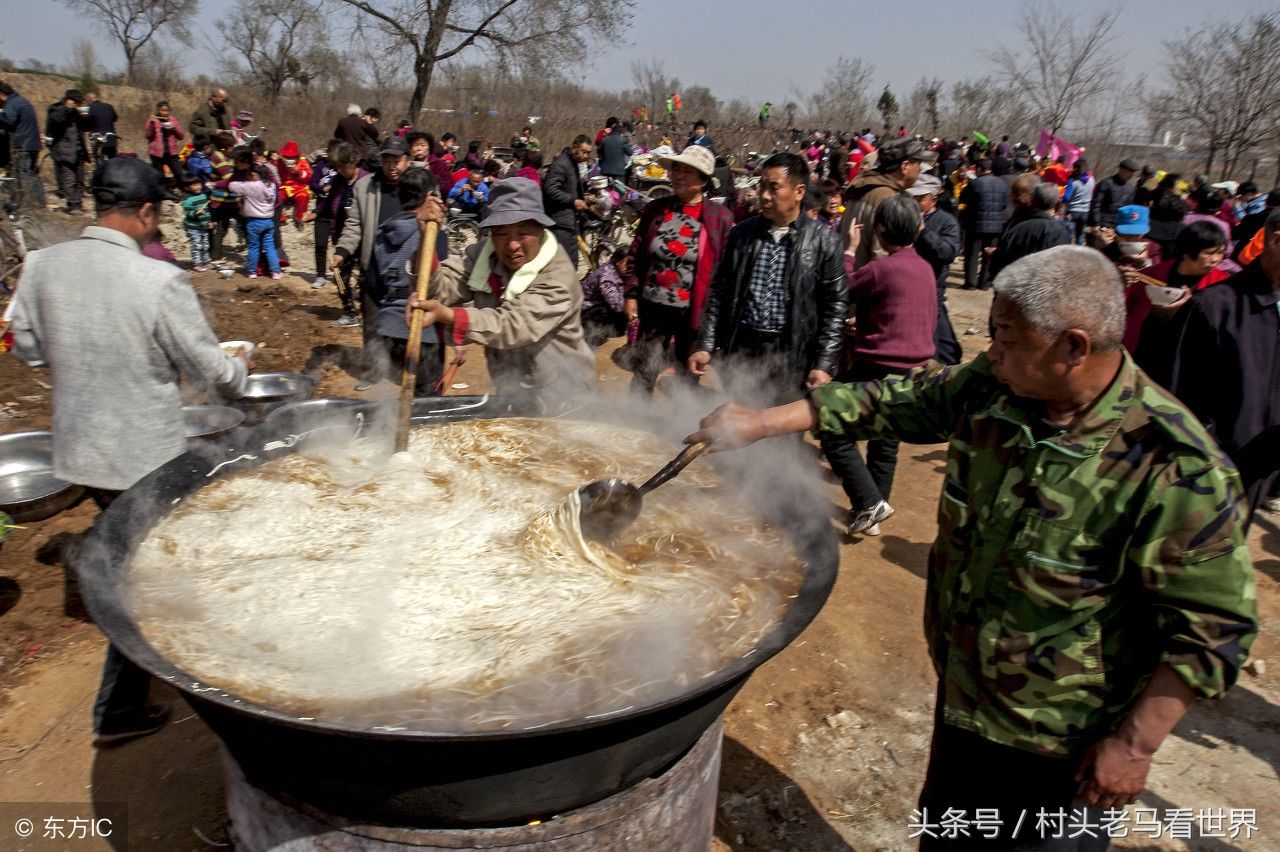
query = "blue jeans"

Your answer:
(244, 216), (279, 275)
